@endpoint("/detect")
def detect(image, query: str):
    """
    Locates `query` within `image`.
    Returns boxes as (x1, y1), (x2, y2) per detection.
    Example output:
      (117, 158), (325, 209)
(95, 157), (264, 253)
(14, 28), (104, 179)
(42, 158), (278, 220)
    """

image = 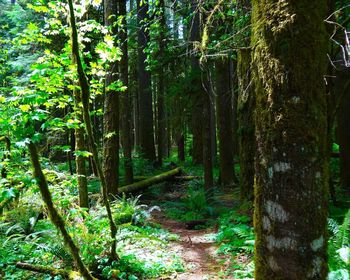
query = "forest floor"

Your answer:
(143, 181), (253, 280)
(151, 211), (231, 280)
